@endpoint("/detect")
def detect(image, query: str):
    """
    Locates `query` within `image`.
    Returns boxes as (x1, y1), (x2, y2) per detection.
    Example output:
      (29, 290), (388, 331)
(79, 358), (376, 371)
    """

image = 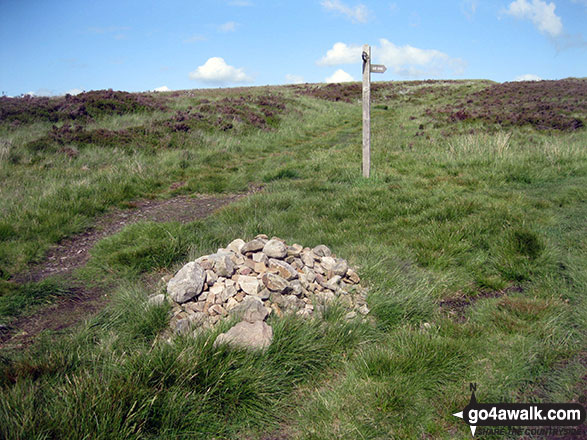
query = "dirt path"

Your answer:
(1, 188), (261, 349)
